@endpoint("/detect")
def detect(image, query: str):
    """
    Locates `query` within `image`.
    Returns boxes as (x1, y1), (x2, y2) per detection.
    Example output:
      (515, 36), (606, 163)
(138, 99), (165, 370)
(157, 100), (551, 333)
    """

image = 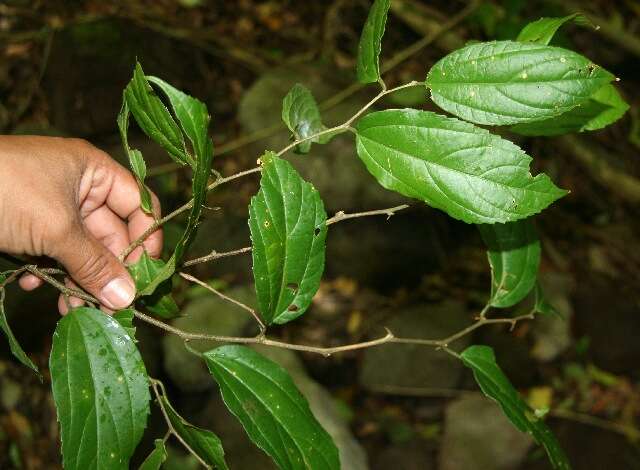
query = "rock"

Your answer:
(373, 440), (436, 470)
(0, 376), (21, 410)
(530, 272), (573, 362)
(162, 286), (257, 391)
(238, 64), (404, 212)
(360, 301), (471, 391)
(439, 394), (533, 470)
